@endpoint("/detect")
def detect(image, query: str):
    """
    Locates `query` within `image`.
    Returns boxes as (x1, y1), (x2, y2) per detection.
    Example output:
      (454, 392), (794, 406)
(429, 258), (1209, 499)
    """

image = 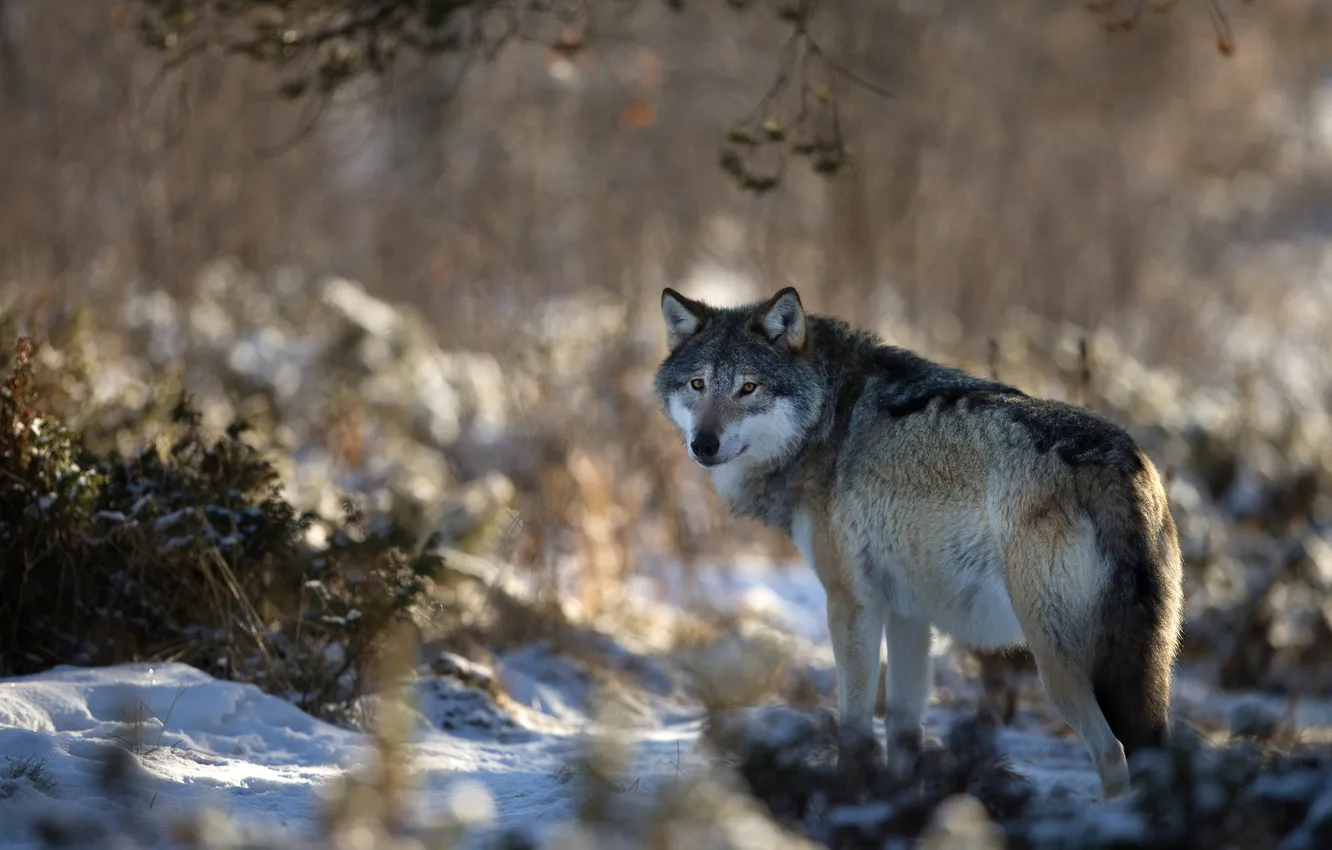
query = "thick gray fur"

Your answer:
(655, 286), (1184, 800)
